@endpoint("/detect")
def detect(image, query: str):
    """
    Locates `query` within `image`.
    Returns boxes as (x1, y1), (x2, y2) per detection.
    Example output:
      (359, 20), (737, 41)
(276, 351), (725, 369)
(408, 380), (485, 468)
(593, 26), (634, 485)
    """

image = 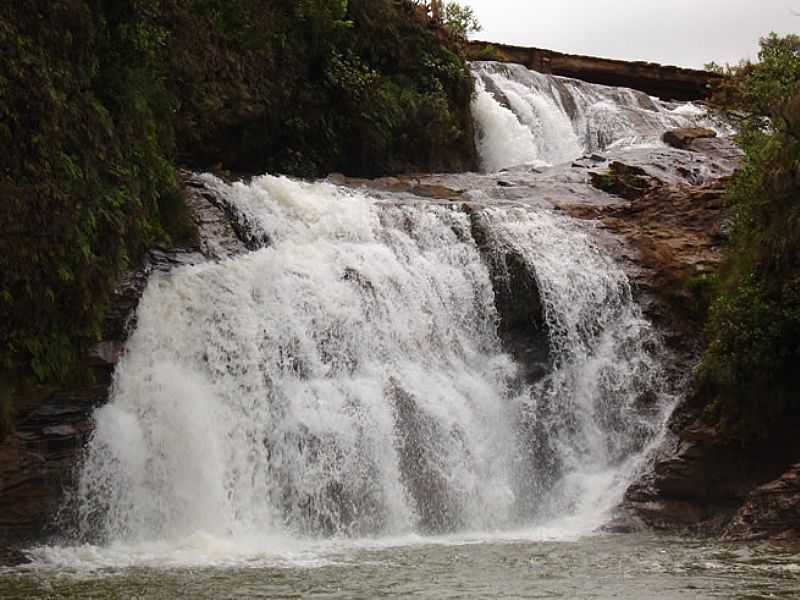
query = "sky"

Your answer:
(466, 0), (800, 68)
